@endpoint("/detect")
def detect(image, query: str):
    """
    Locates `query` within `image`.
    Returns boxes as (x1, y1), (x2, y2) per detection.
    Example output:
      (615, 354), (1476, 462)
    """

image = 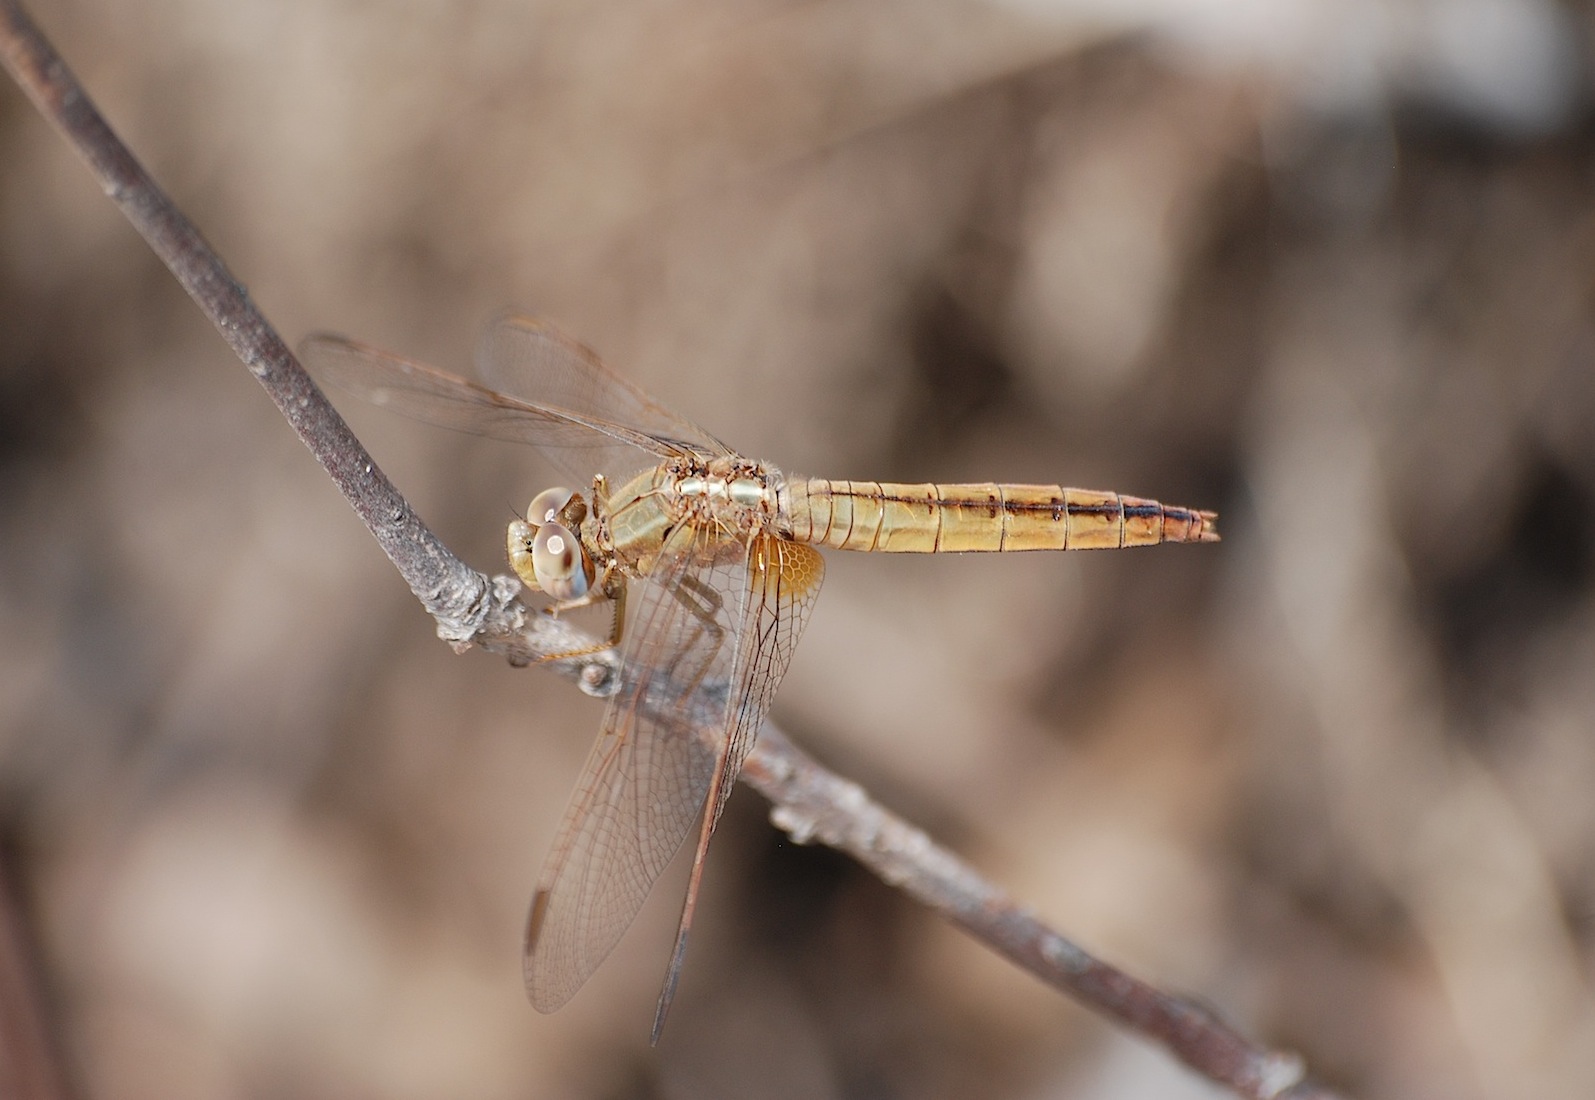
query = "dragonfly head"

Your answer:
(509, 487), (596, 600)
